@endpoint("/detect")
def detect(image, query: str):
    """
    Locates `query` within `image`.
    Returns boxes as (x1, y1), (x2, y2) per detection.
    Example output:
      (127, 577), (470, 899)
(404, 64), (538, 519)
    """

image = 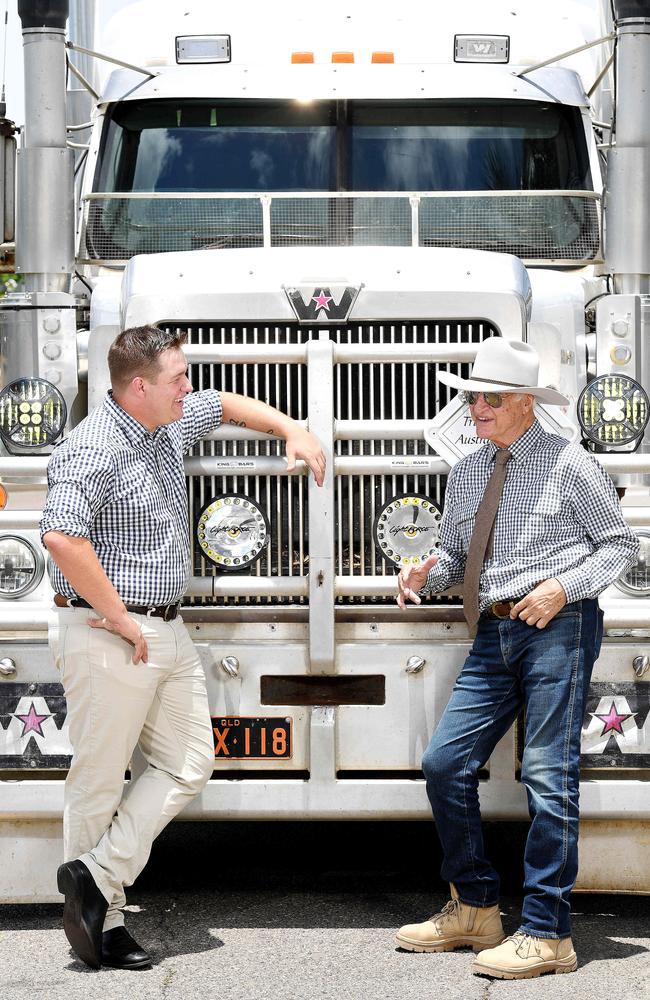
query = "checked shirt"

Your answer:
(40, 390), (223, 605)
(423, 419), (638, 609)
